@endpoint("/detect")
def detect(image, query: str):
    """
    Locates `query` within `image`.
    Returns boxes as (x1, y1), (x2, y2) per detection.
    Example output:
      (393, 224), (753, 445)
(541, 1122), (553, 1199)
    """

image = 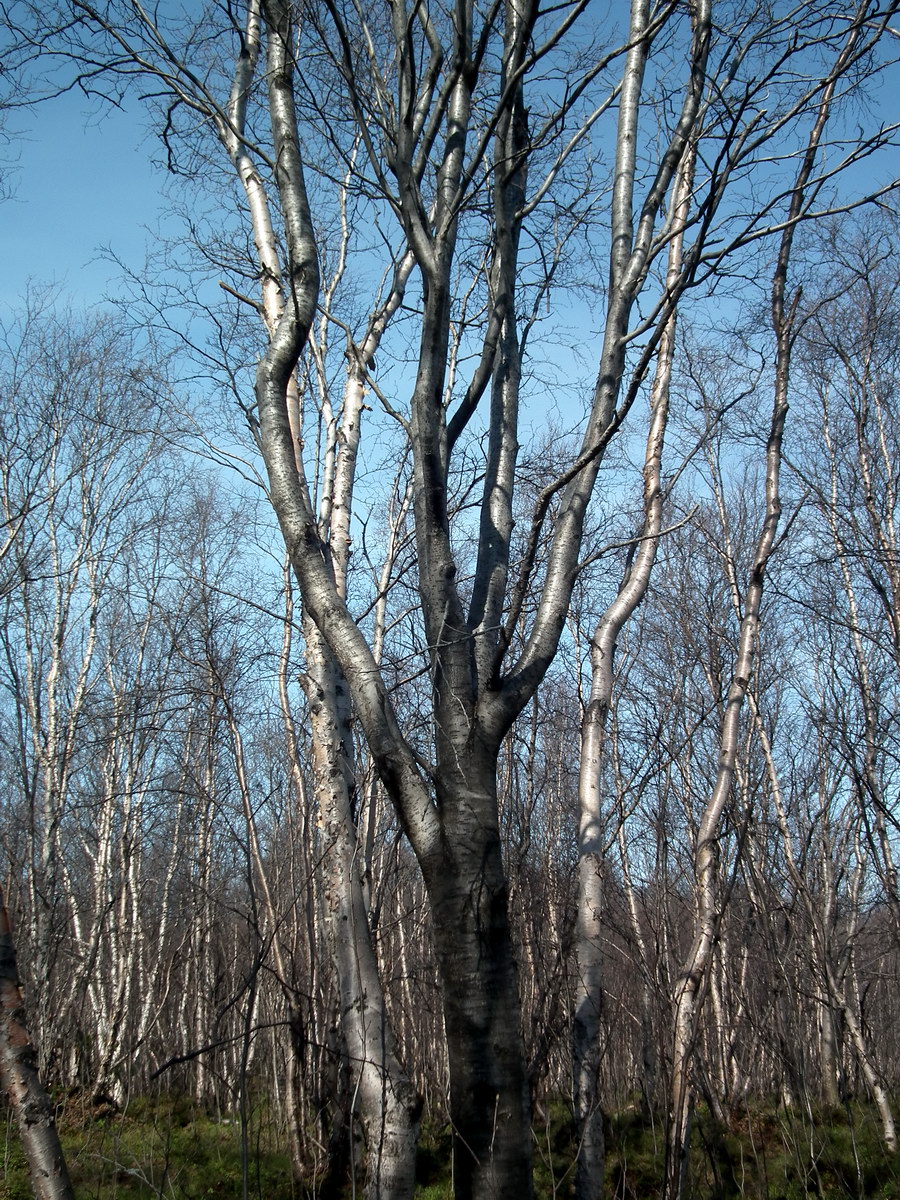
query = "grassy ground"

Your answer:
(3, 1094), (900, 1198)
